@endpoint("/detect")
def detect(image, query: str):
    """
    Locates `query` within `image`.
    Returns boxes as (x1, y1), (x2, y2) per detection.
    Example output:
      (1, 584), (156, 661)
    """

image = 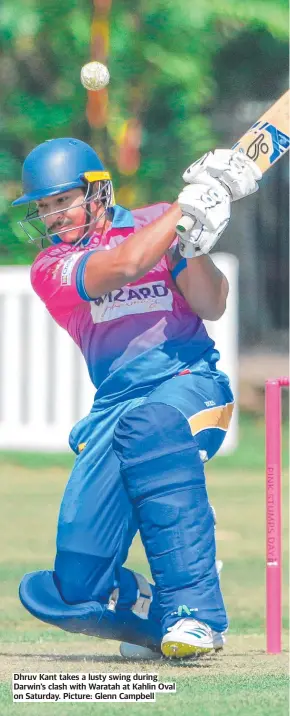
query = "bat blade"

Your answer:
(232, 90), (290, 174)
(176, 90), (290, 235)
